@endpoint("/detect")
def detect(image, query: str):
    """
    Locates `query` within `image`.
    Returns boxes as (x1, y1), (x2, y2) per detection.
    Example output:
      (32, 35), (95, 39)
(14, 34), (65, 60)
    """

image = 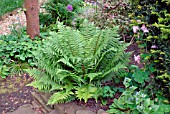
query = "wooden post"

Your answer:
(25, 0), (40, 39)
